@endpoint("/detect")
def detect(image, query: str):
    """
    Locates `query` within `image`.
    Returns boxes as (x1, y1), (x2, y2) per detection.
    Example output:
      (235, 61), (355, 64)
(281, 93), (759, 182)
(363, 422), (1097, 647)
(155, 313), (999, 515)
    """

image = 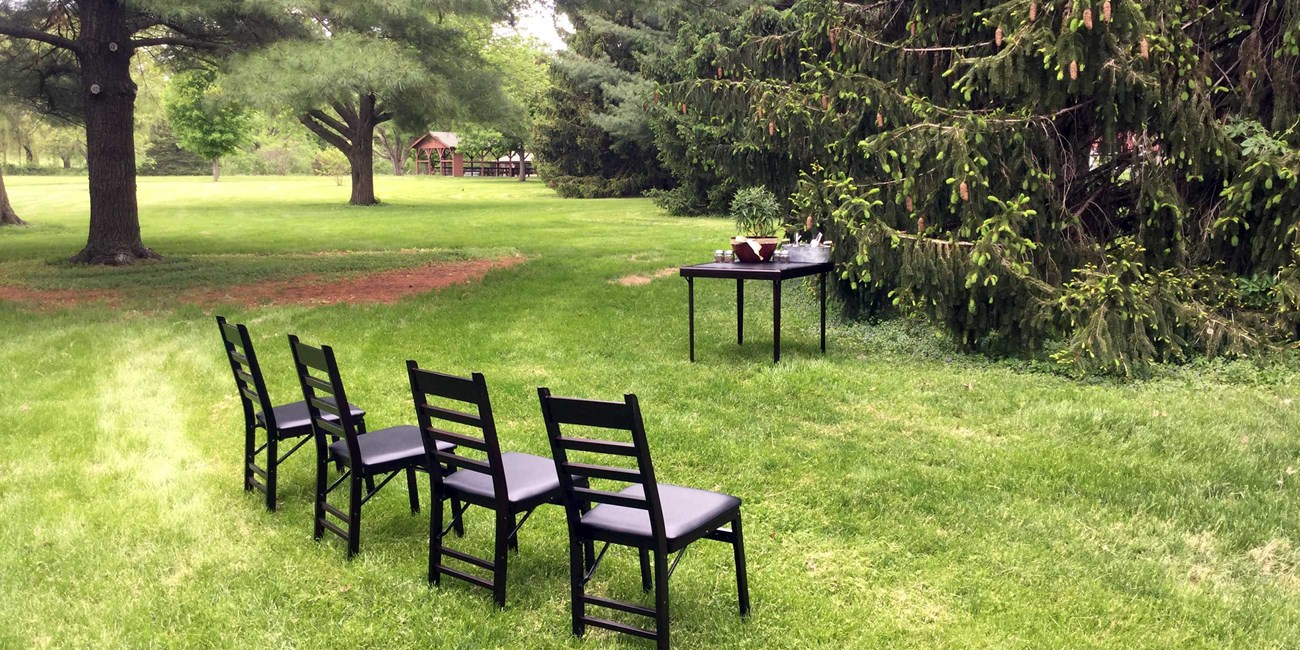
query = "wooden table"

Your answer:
(679, 261), (833, 362)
